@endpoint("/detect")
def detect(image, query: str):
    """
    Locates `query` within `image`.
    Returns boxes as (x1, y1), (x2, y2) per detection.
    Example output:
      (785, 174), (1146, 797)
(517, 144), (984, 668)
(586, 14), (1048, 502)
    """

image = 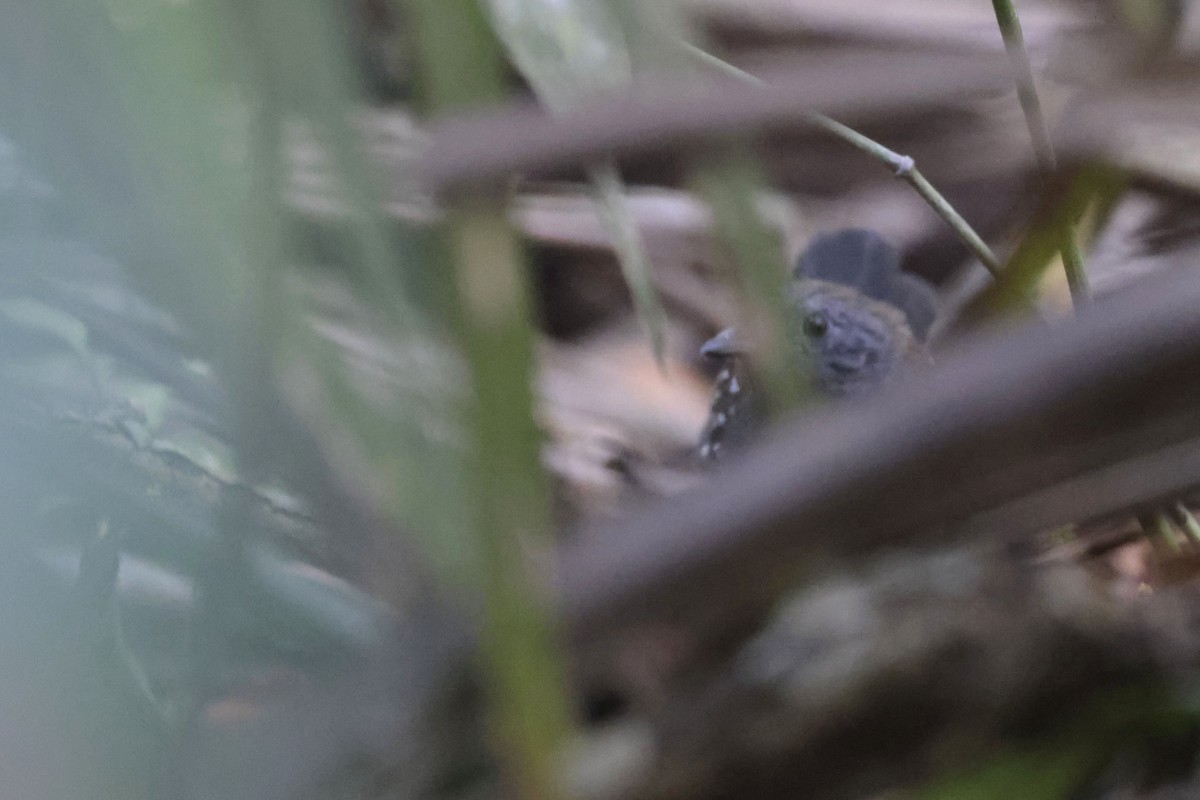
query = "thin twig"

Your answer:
(681, 41), (1002, 278)
(990, 0), (1055, 170)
